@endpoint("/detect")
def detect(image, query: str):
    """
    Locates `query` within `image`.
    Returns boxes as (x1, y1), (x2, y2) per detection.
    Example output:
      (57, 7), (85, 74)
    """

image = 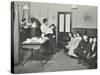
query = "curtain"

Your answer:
(14, 2), (20, 64)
